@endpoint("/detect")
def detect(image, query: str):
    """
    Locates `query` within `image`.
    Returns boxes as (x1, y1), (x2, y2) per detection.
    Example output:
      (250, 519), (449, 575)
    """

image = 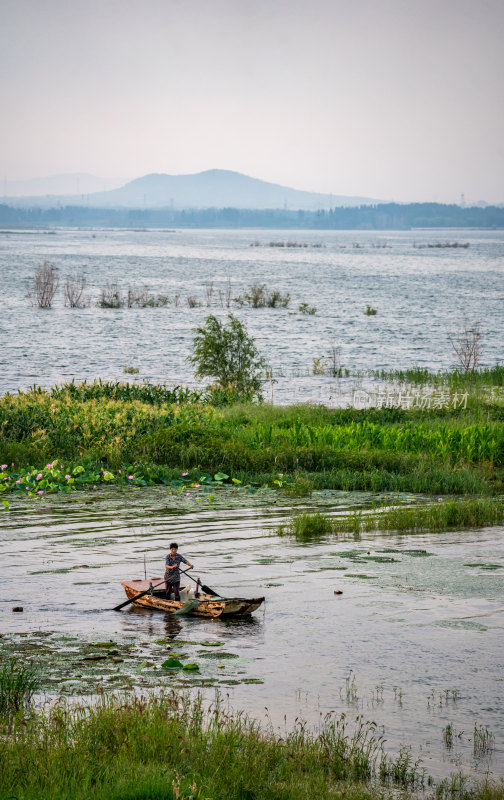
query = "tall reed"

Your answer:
(0, 692), (437, 800)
